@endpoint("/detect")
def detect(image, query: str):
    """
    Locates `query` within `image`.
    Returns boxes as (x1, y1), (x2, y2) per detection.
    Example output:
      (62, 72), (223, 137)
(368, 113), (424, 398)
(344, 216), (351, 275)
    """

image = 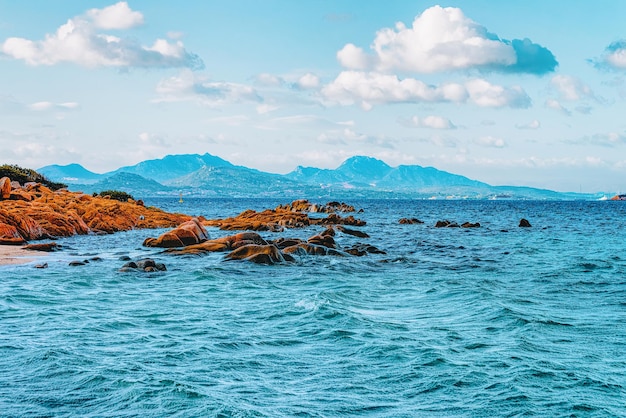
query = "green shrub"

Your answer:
(98, 190), (134, 202)
(0, 164), (67, 190)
